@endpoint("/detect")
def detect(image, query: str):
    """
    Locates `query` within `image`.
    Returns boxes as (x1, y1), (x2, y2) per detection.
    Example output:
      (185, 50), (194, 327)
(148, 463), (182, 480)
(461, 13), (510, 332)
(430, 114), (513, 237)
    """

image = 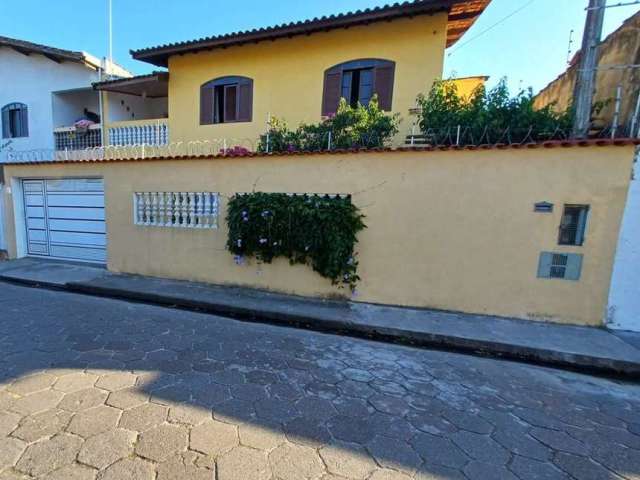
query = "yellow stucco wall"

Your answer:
(166, 14), (449, 148)
(2, 146), (634, 326)
(450, 76), (488, 100)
